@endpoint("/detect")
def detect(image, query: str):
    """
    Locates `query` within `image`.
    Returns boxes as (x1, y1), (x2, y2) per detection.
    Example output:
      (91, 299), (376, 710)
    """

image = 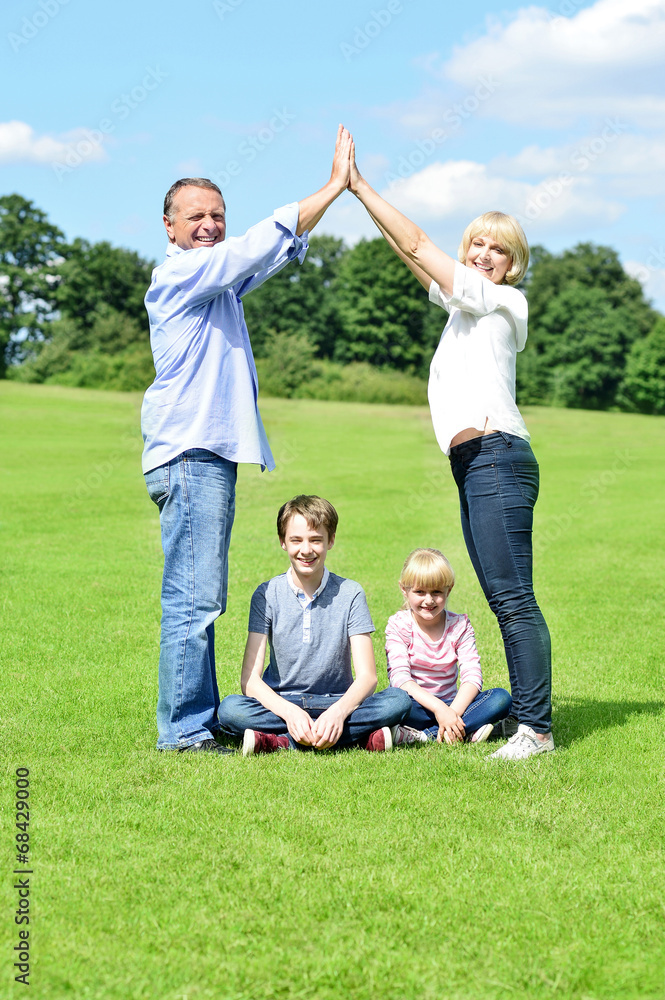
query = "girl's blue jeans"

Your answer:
(449, 431), (552, 733)
(402, 687), (512, 740)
